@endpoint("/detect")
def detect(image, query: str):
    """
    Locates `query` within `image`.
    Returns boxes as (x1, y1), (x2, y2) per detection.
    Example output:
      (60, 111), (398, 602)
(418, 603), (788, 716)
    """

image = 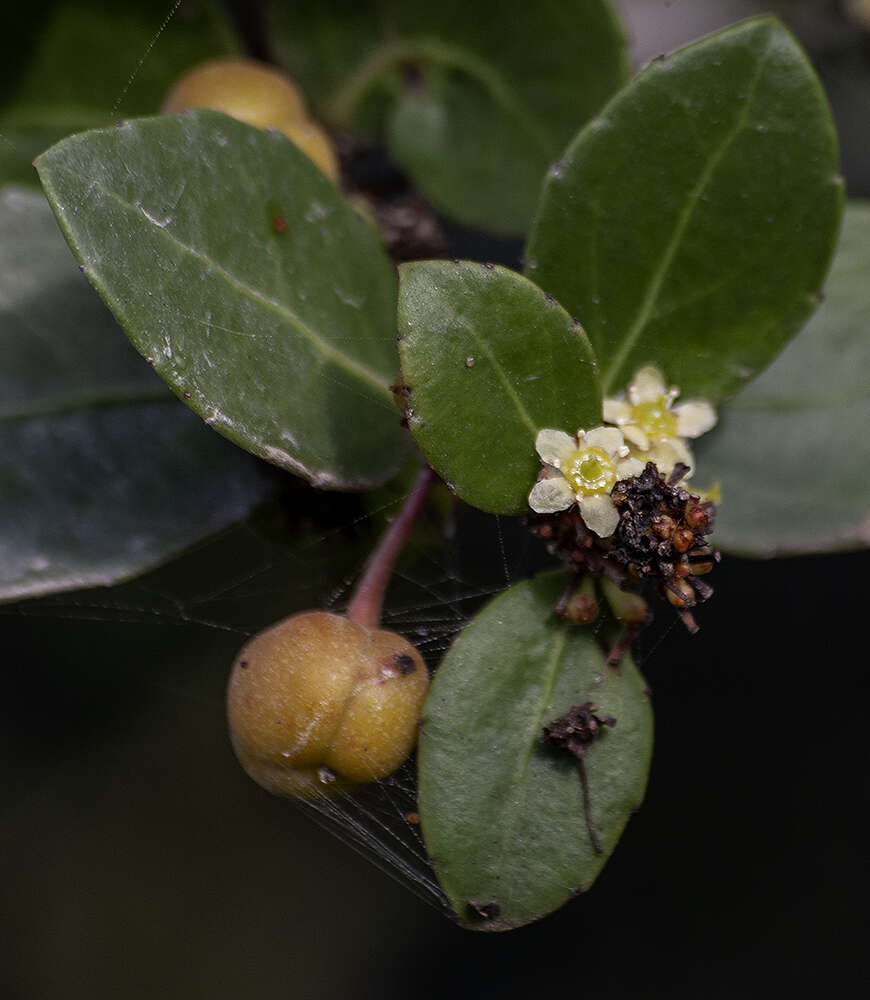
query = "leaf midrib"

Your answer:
(601, 39), (773, 392)
(326, 36), (554, 156)
(492, 626), (568, 898)
(463, 319), (538, 437)
(81, 179), (395, 402)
